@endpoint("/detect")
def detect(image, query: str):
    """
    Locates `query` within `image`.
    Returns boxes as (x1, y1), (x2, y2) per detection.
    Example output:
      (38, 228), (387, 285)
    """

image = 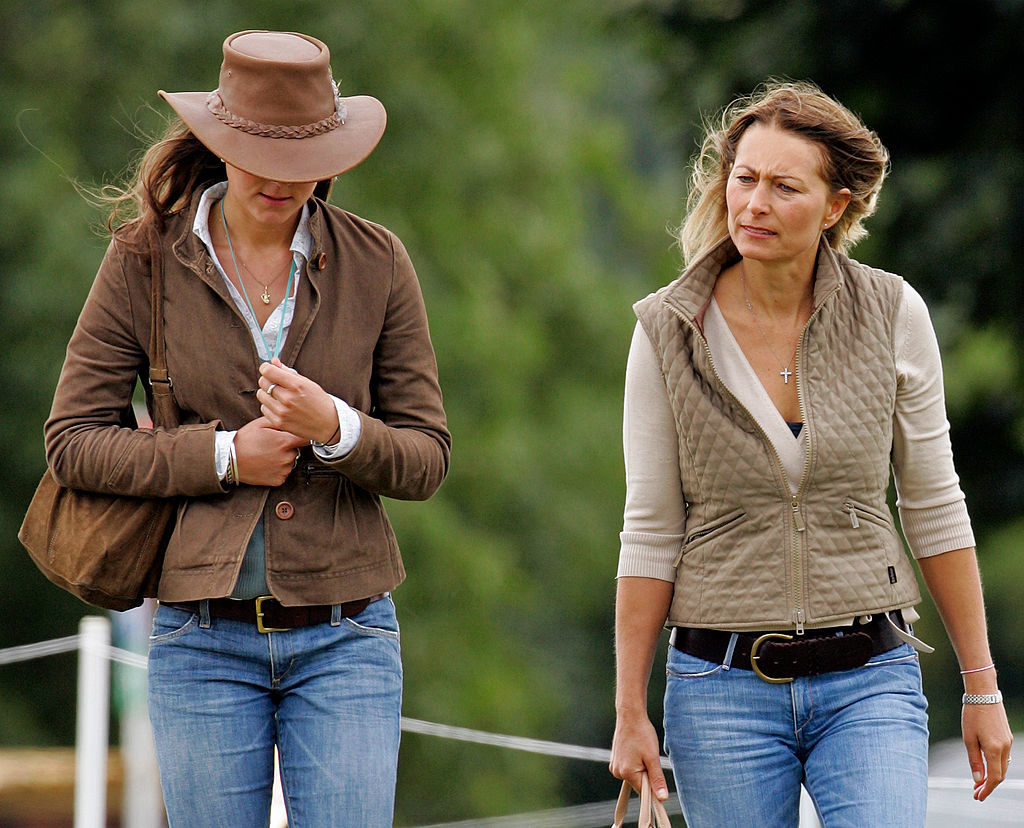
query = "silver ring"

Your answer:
(266, 383), (277, 398)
